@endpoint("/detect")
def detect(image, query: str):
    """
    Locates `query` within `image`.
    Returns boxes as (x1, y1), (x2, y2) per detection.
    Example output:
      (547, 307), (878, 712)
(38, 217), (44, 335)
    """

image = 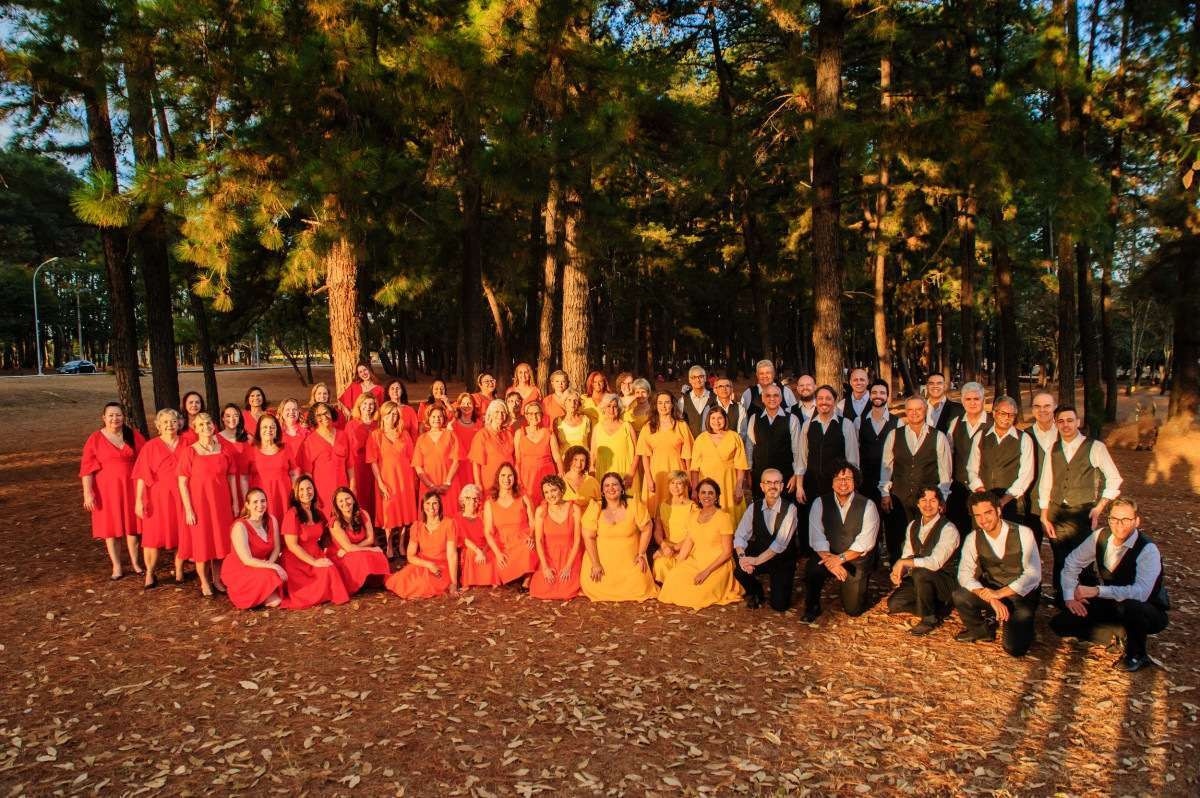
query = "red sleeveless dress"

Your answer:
(516, 429), (557, 507)
(328, 511), (390, 593)
(457, 515), (500, 587)
(489, 497), (536, 584)
(222, 516), (284, 609)
(279, 508), (350, 608)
